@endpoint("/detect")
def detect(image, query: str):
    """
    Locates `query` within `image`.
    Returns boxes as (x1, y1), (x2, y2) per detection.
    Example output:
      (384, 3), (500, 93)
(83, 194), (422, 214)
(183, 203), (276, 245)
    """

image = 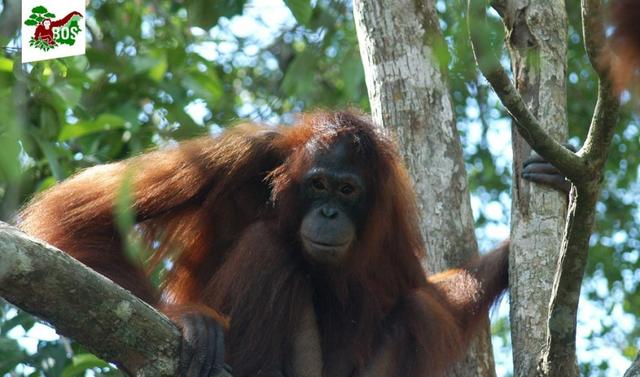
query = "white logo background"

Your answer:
(21, 0), (86, 63)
